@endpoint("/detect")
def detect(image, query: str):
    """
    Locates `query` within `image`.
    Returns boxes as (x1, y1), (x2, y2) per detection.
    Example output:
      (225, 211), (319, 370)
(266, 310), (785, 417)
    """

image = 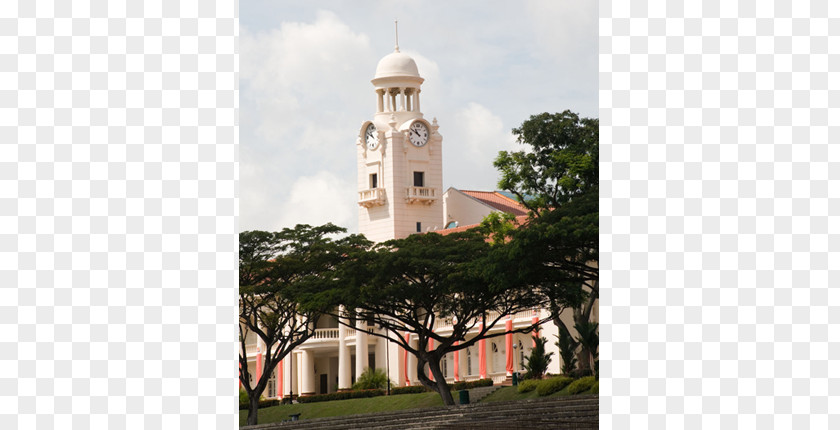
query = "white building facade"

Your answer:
(241, 46), (593, 399)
